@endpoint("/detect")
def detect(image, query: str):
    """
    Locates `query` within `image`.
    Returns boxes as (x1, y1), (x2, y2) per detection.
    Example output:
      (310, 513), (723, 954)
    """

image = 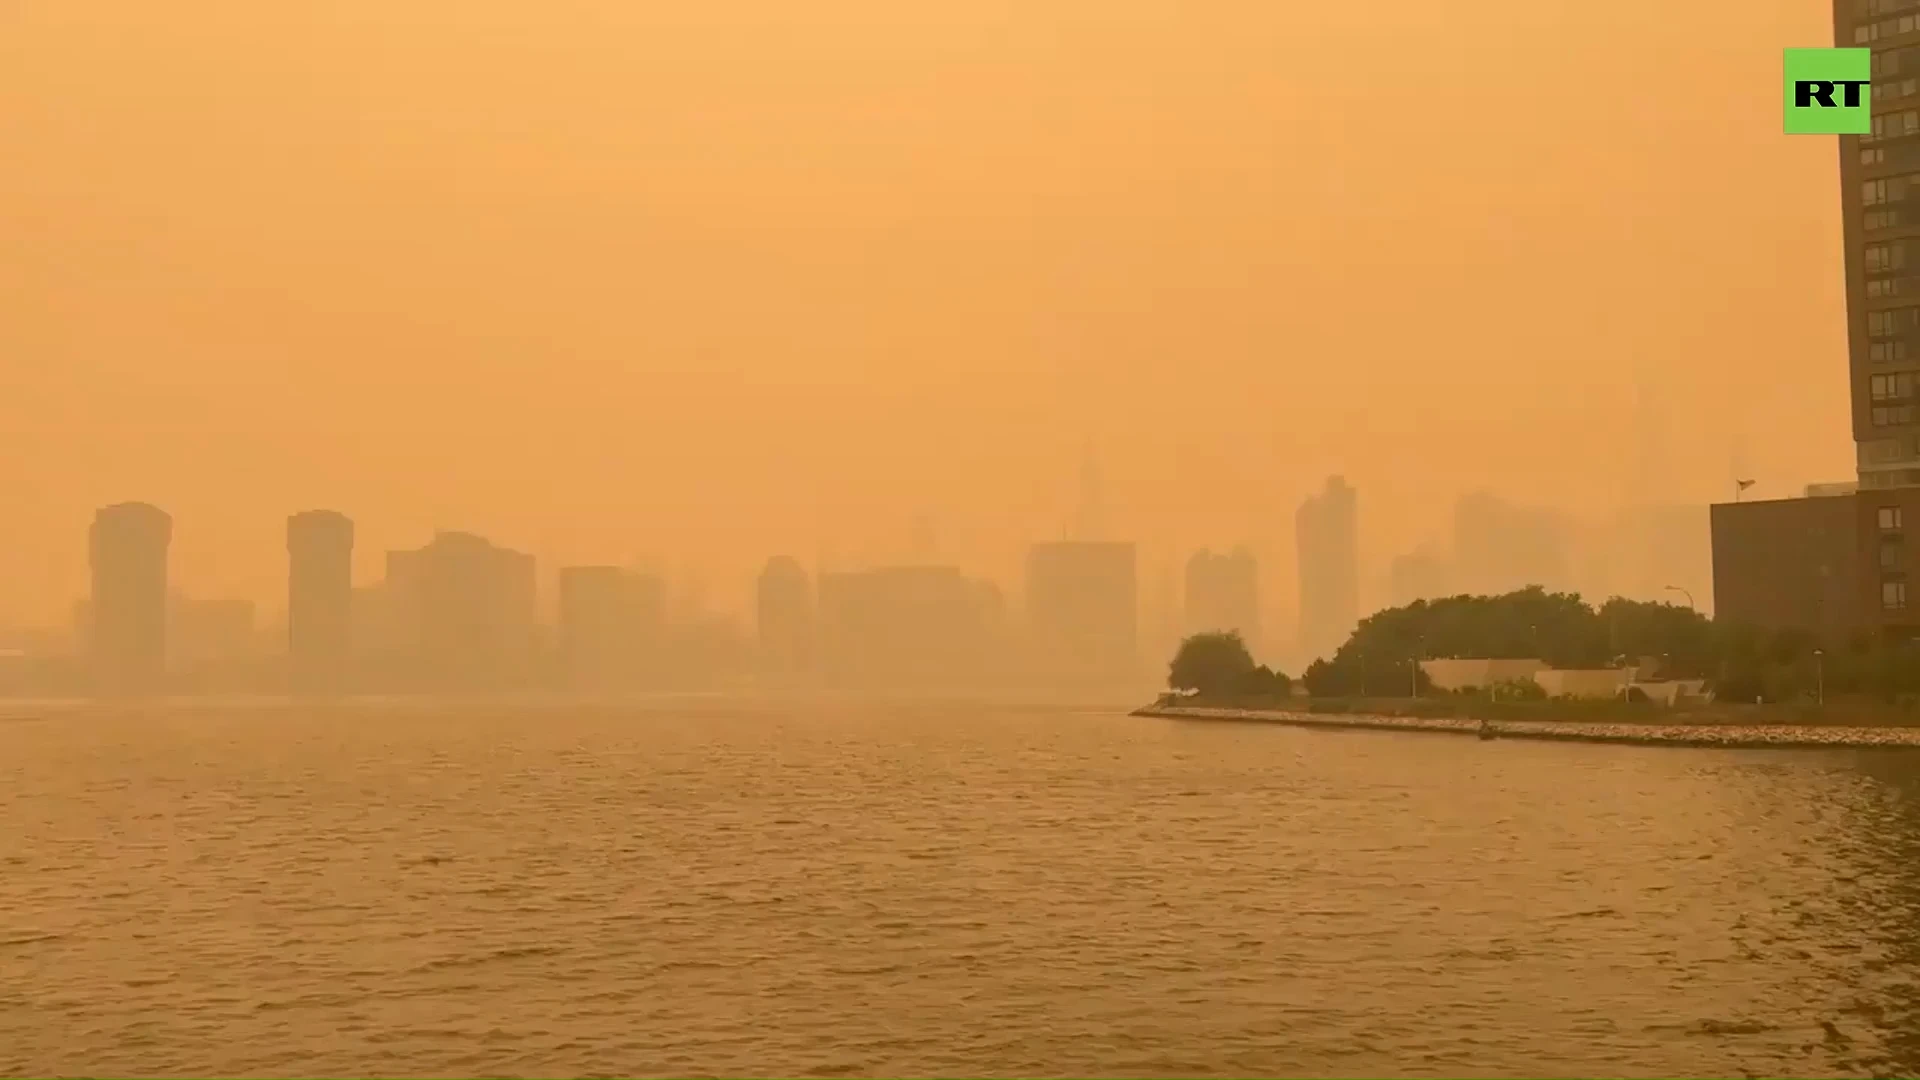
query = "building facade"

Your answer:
(287, 510), (354, 692)
(88, 502), (172, 694)
(755, 556), (814, 676)
(1711, 486), (1920, 640)
(1295, 476), (1359, 663)
(815, 565), (992, 688)
(1183, 548), (1260, 654)
(1839, 0), (1920, 489)
(1023, 541), (1138, 684)
(1706, 5), (1920, 638)
(557, 565), (644, 689)
(384, 531), (537, 689)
